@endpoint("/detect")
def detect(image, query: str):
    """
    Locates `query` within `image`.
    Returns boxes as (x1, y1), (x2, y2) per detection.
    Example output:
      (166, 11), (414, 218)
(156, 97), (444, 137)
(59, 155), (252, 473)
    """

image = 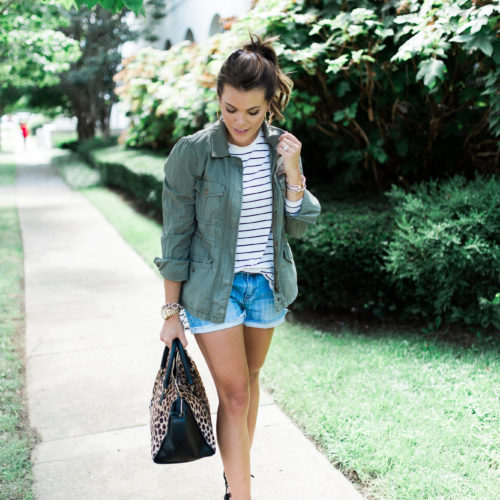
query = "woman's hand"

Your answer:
(277, 132), (302, 183)
(159, 314), (188, 349)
